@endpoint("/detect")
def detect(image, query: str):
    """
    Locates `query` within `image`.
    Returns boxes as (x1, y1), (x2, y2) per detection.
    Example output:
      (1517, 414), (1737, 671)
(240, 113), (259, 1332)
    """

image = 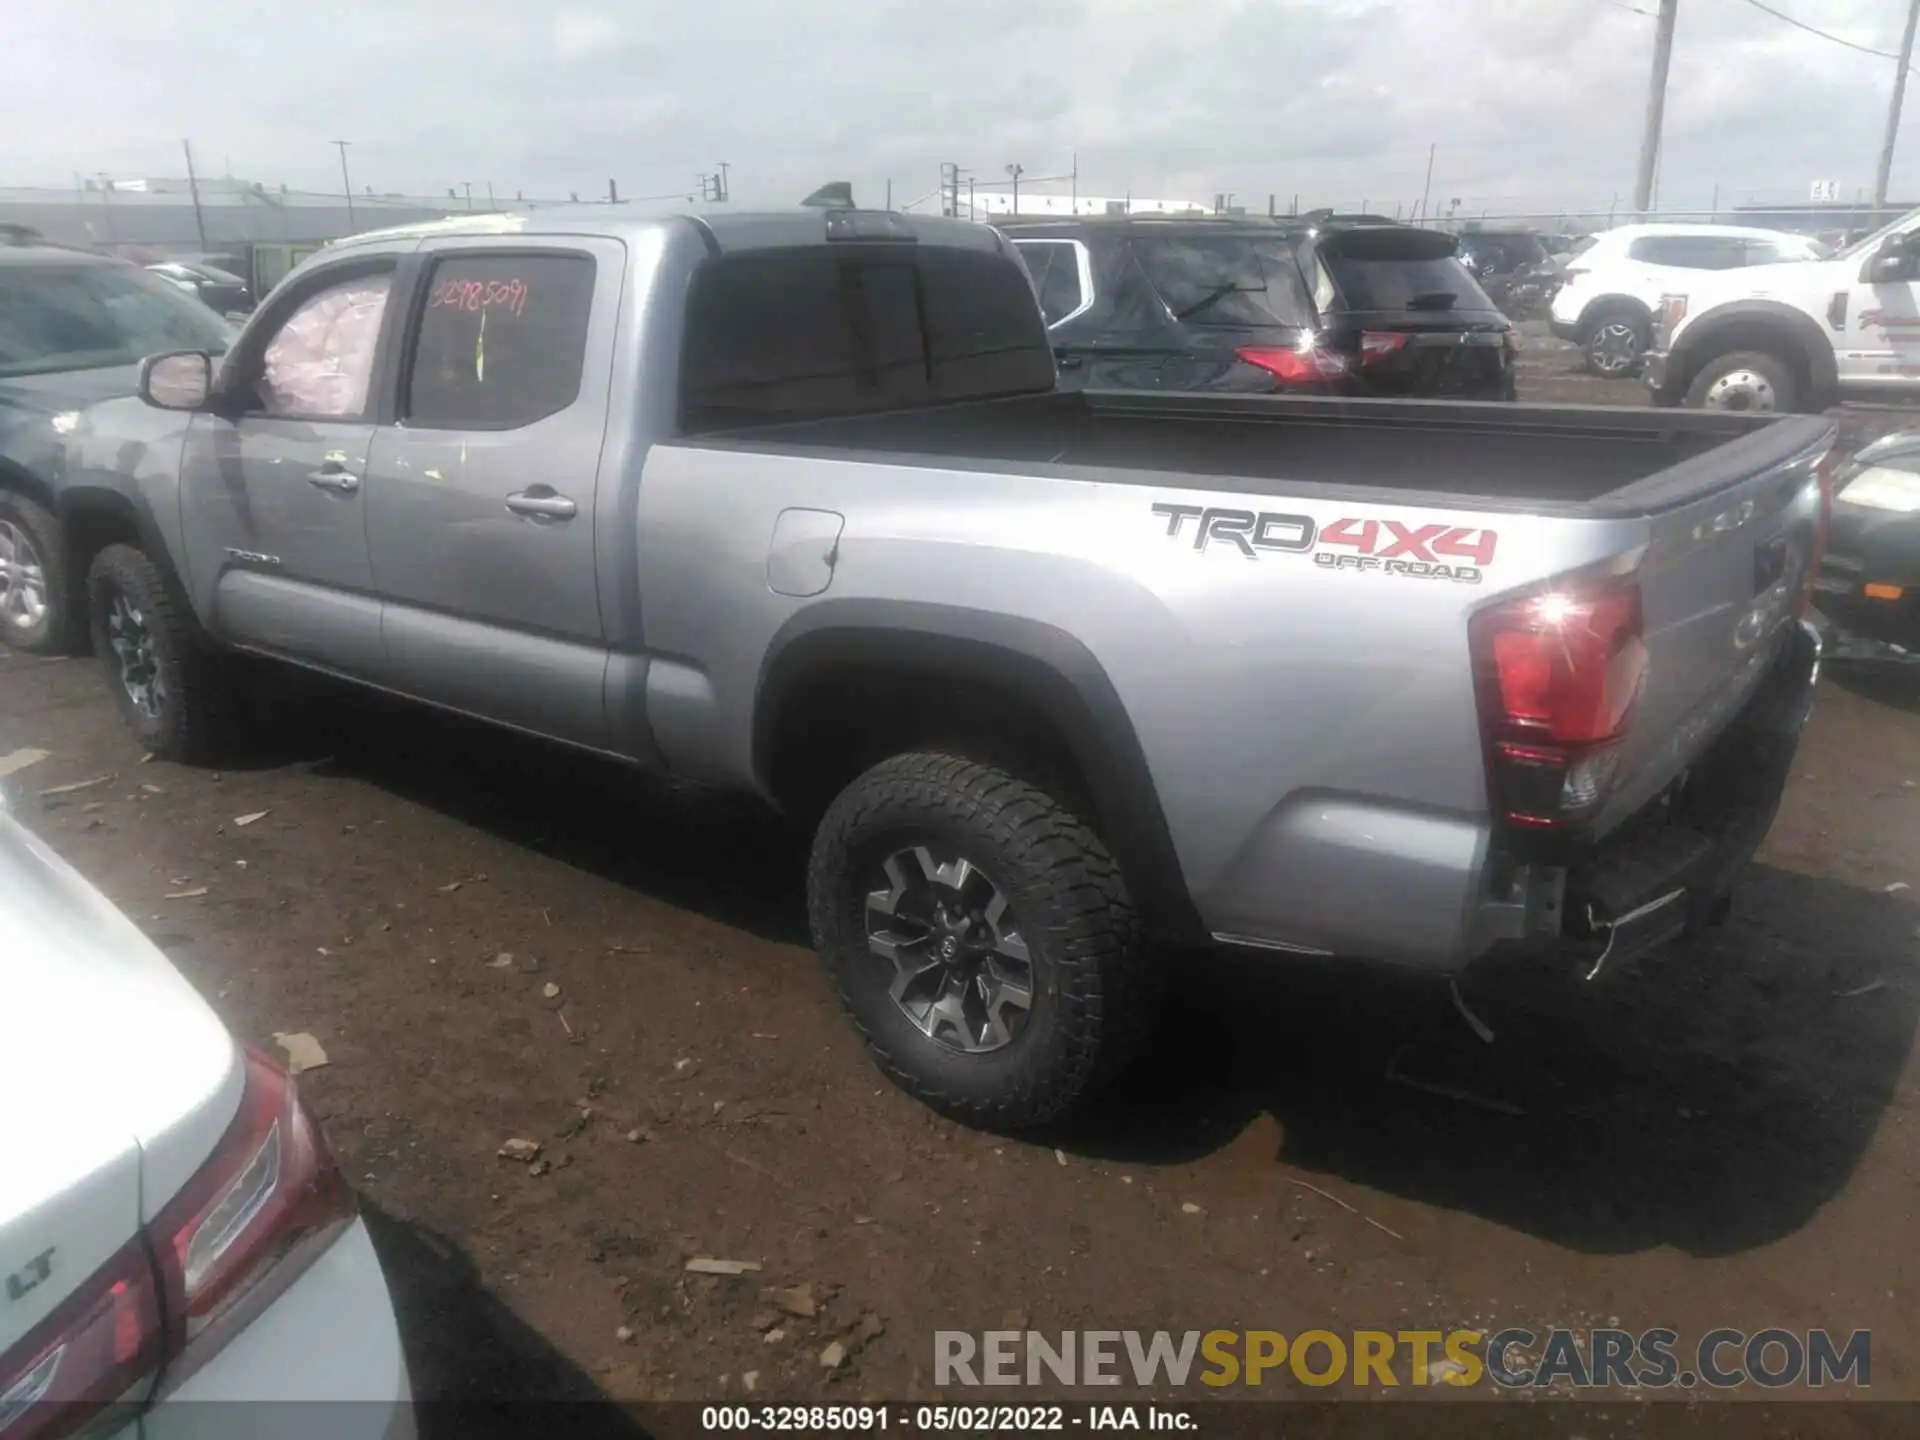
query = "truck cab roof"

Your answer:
(330, 205), (1012, 257)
